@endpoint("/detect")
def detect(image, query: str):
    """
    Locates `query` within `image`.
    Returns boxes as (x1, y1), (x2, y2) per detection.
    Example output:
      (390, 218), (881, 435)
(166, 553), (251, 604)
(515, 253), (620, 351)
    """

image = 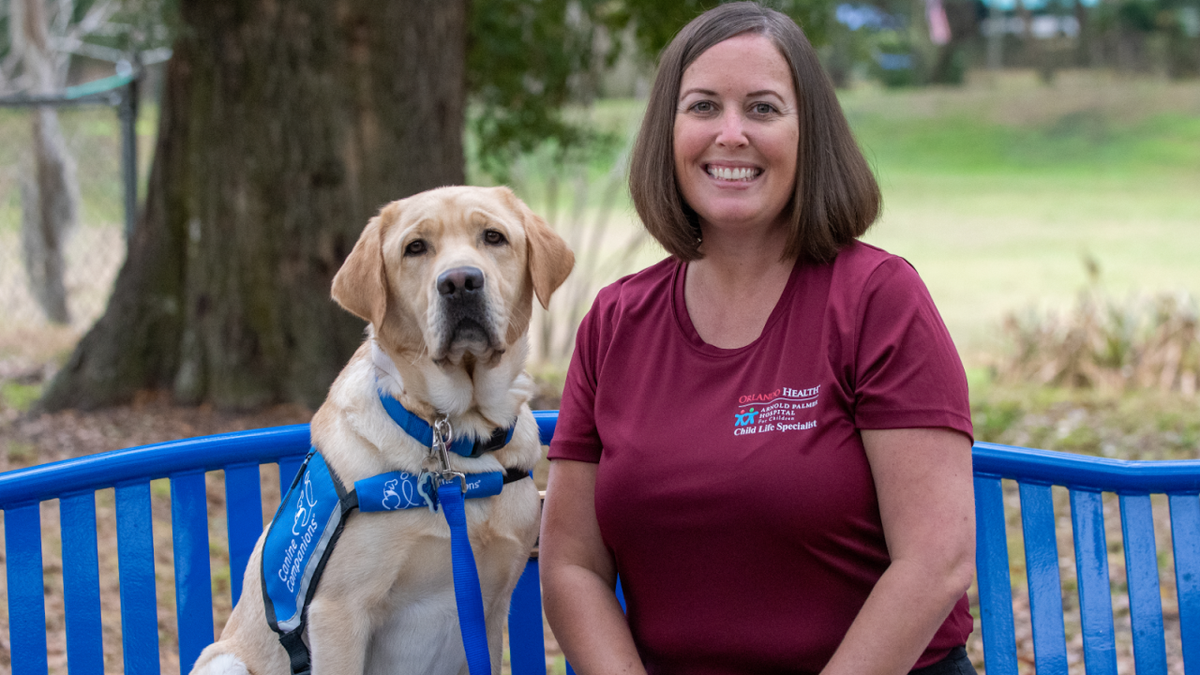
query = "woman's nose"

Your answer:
(715, 110), (748, 147)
